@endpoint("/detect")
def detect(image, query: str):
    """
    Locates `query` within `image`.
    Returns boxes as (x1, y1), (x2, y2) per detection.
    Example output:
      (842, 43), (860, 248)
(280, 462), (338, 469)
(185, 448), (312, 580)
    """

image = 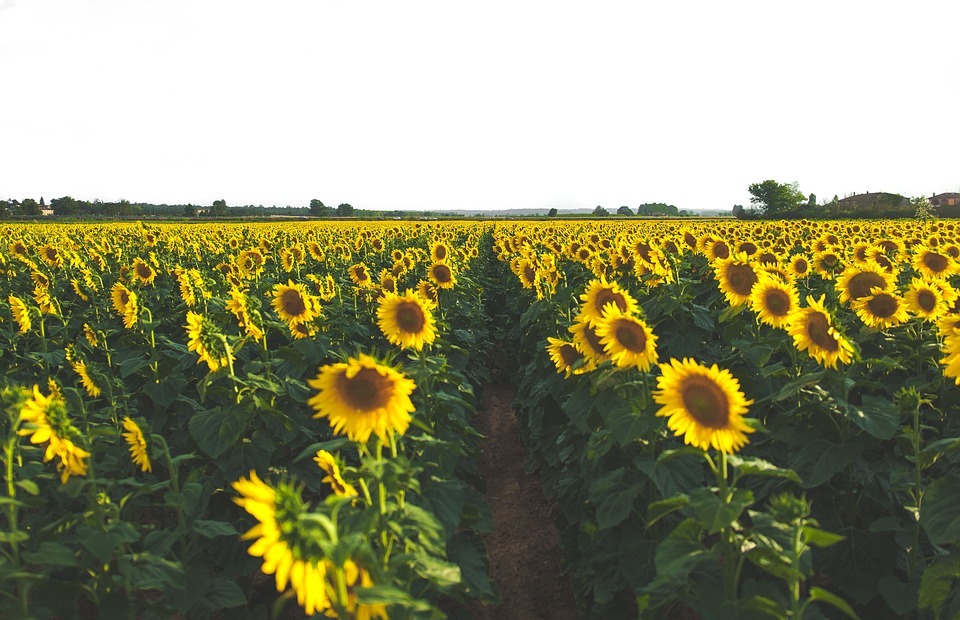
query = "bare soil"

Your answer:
(469, 382), (578, 620)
